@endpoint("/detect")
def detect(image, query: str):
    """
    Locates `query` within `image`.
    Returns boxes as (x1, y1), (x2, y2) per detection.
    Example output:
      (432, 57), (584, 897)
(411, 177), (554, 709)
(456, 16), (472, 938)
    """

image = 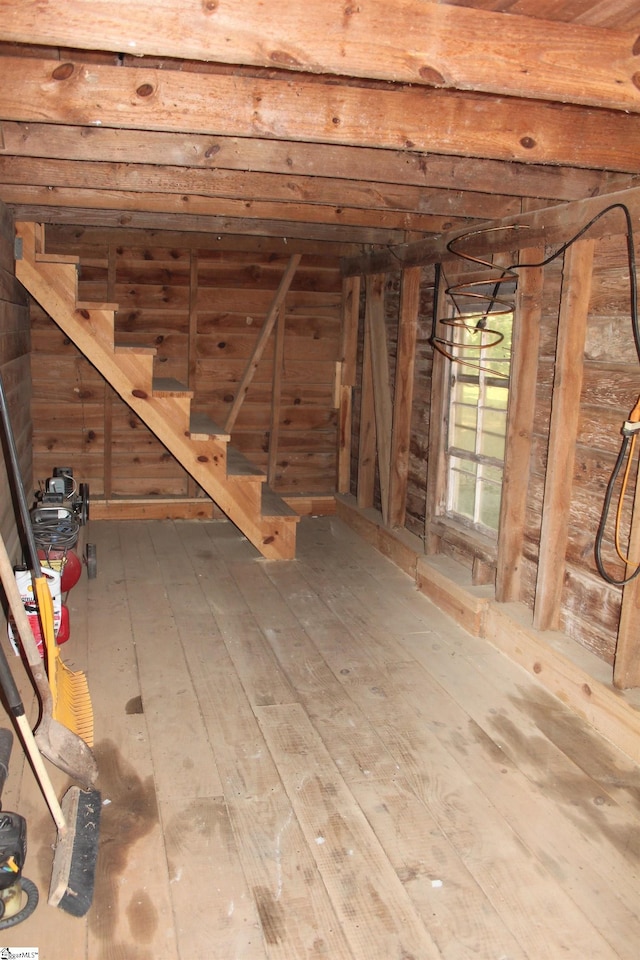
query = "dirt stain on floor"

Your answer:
(90, 738), (160, 957)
